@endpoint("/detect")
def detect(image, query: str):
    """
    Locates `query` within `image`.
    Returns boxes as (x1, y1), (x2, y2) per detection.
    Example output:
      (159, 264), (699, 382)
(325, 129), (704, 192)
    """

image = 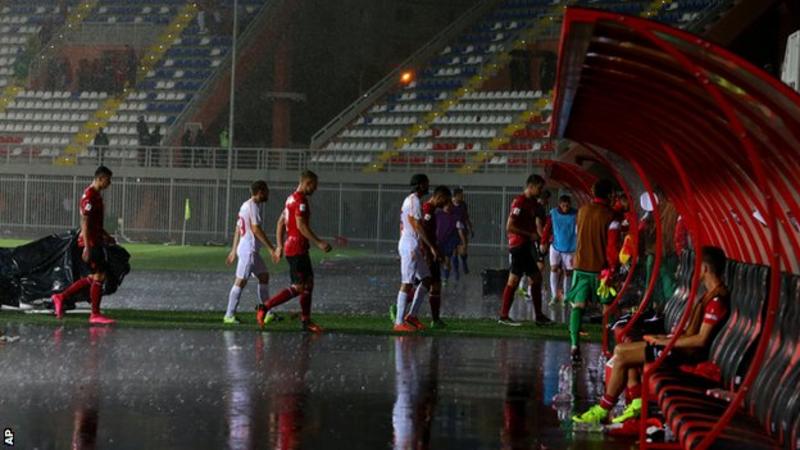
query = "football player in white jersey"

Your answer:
(392, 174), (438, 332)
(224, 180), (278, 324)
